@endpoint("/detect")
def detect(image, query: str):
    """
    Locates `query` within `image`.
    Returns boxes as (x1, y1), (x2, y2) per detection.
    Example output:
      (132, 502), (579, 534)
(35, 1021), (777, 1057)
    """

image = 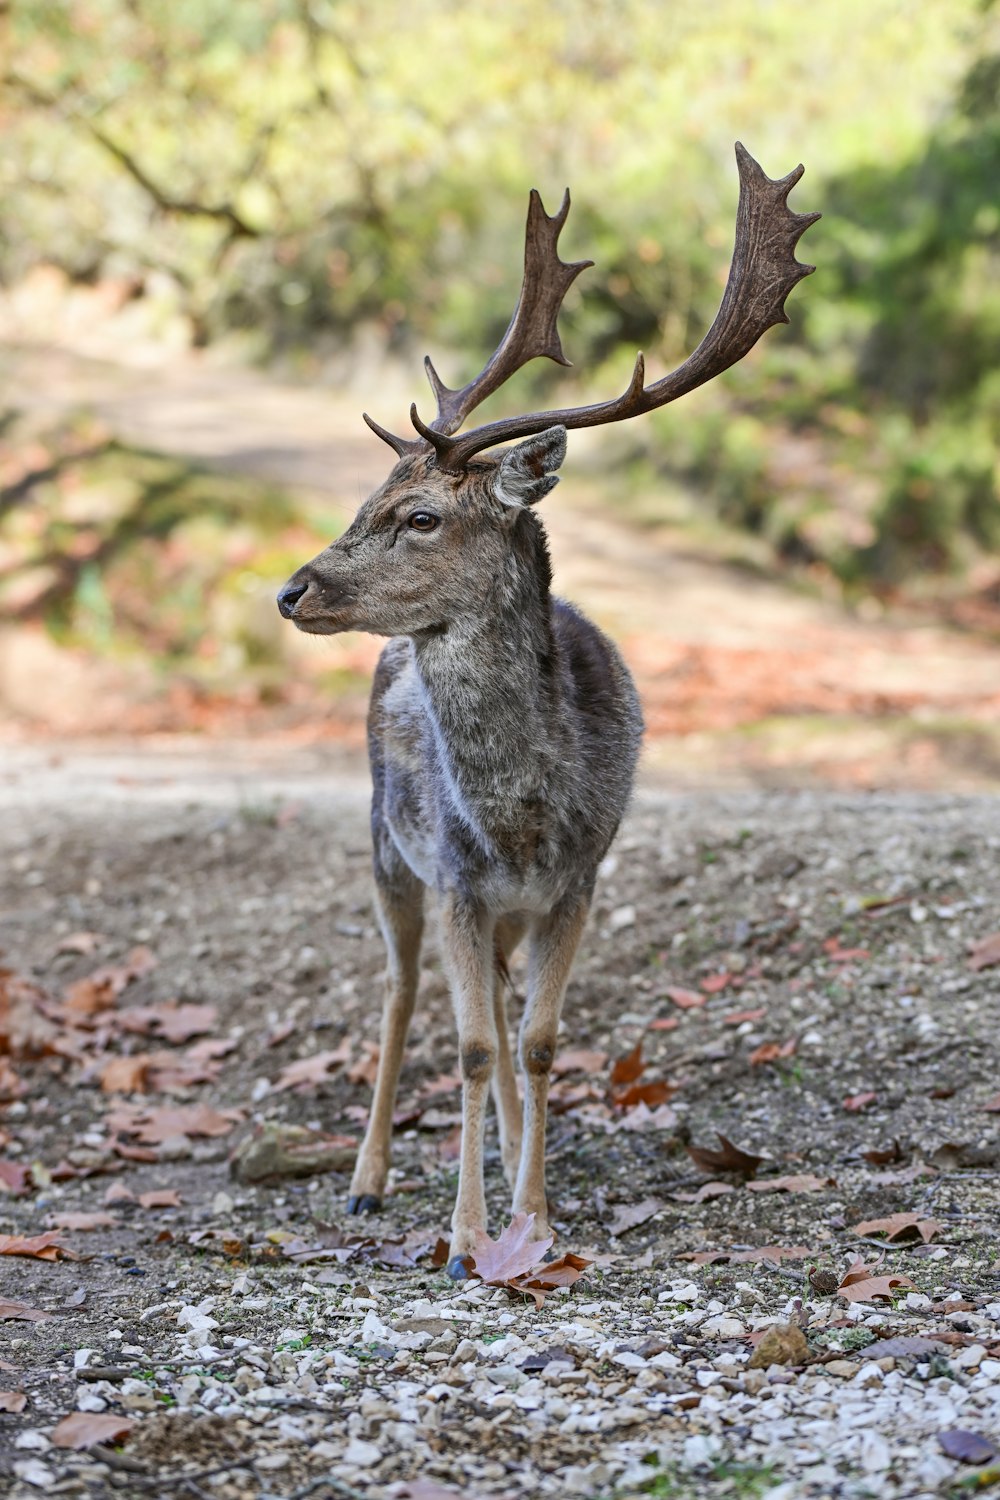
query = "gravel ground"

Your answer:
(1, 750), (999, 1500)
